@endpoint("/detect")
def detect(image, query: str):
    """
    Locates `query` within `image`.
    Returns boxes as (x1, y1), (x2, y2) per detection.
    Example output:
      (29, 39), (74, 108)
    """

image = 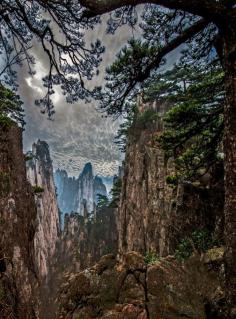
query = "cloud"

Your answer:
(20, 15), (135, 177)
